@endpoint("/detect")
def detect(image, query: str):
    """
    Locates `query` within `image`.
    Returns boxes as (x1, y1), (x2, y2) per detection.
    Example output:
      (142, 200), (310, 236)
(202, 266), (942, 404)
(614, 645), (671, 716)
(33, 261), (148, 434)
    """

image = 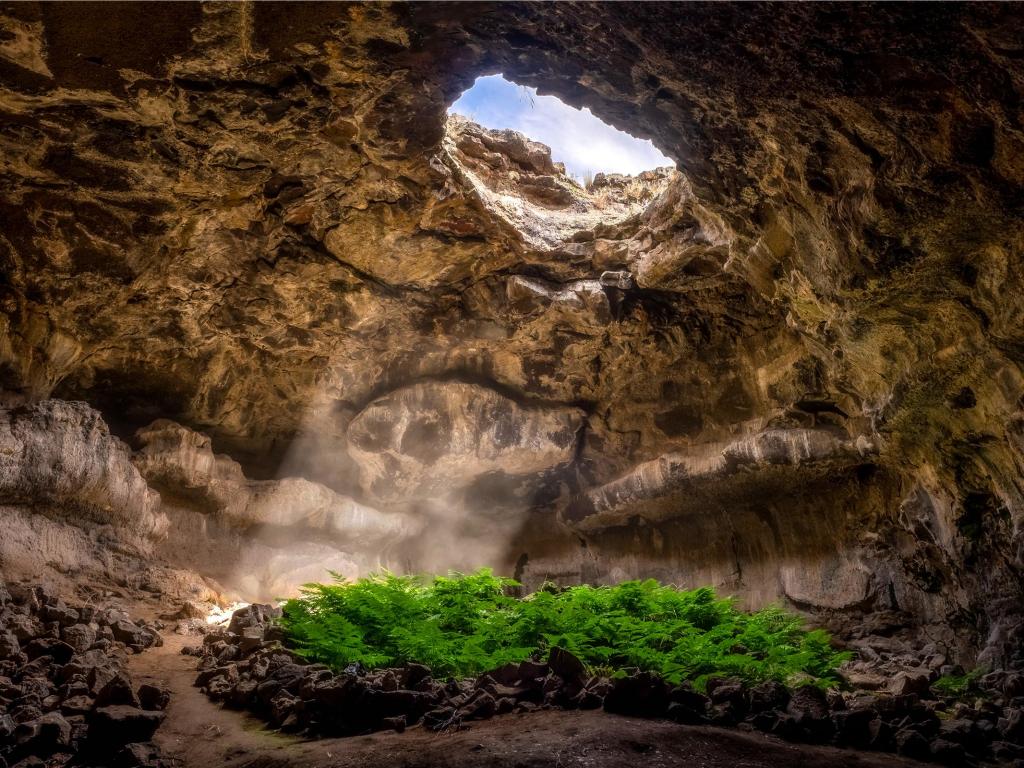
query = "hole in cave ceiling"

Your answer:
(448, 74), (674, 183)
(445, 75), (678, 248)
